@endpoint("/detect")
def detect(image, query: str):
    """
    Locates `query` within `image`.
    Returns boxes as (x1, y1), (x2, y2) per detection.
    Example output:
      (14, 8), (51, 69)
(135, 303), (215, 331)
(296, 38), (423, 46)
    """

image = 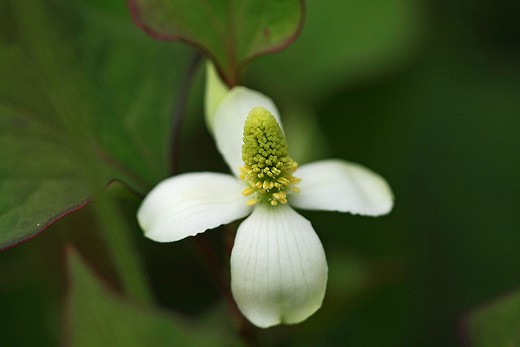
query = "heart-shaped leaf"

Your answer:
(129, 0), (304, 85)
(0, 0), (190, 249)
(0, 106), (93, 249)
